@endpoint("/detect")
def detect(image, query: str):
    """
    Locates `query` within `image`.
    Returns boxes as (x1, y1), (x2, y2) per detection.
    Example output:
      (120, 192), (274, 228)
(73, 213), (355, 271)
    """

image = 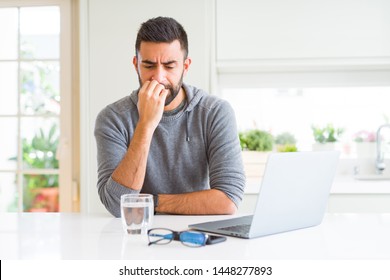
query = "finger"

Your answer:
(139, 80), (151, 95)
(160, 88), (169, 97)
(159, 89), (169, 102)
(140, 79), (159, 92)
(142, 80), (162, 96)
(148, 79), (159, 89)
(152, 83), (166, 97)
